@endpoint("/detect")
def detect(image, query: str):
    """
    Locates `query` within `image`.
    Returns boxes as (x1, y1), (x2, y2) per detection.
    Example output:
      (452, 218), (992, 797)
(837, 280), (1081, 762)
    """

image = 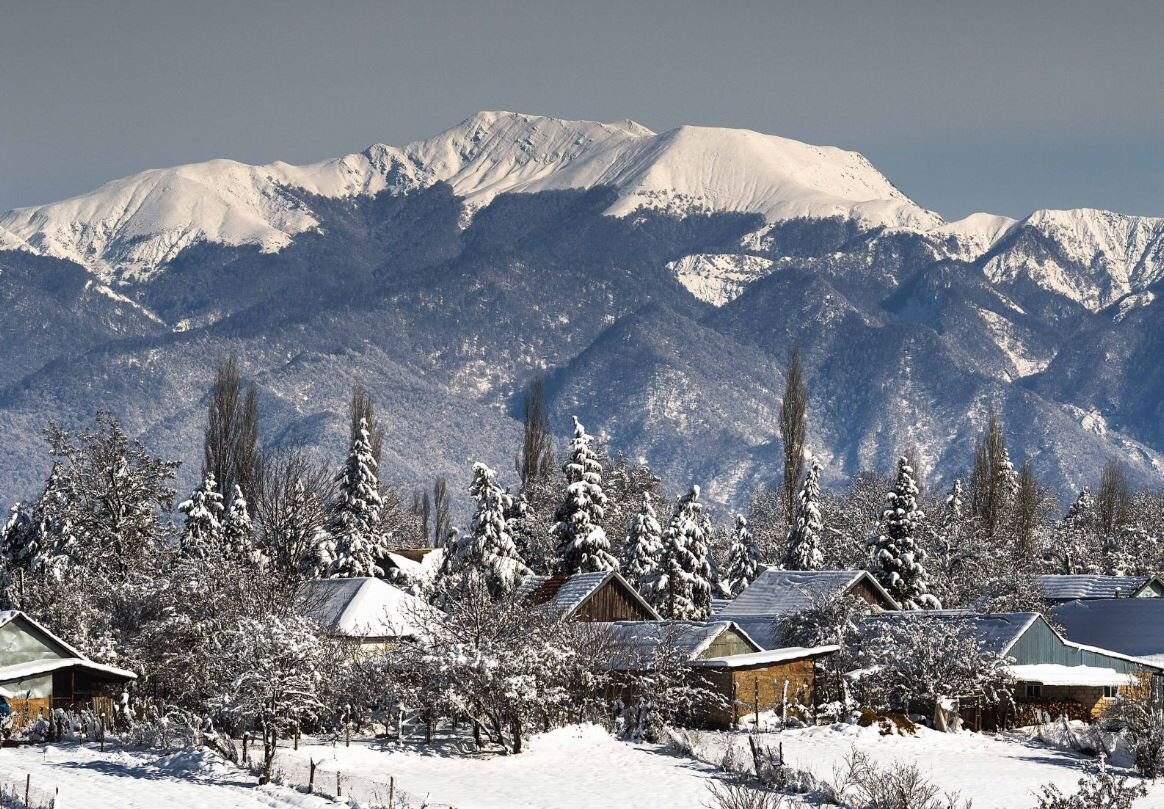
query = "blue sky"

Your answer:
(2, 0), (1161, 219)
